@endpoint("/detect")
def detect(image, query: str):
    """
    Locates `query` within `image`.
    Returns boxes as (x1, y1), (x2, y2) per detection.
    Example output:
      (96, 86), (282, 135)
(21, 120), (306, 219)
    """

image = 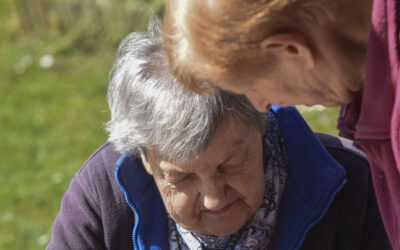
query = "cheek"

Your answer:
(159, 183), (200, 225)
(229, 161), (265, 211)
(228, 171), (264, 210)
